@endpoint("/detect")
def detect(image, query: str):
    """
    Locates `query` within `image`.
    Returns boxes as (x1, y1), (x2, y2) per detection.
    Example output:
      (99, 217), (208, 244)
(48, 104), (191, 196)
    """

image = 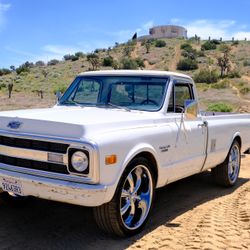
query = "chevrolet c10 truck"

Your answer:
(0, 70), (250, 236)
